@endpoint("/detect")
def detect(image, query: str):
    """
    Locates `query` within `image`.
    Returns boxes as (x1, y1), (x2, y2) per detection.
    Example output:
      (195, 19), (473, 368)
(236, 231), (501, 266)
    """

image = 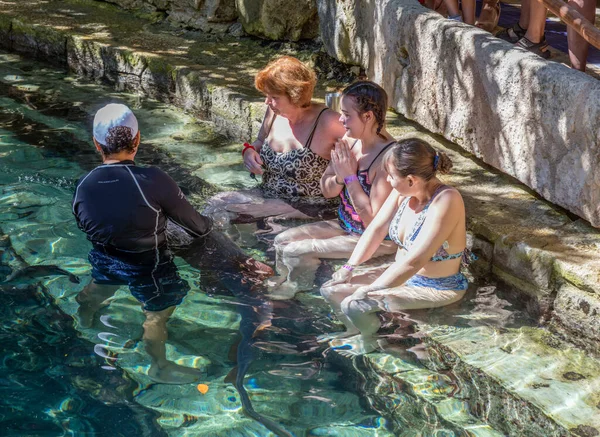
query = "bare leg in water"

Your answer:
(331, 285), (466, 355)
(76, 281), (119, 329)
(270, 221), (395, 300)
(144, 306), (204, 384)
(77, 280), (203, 383)
(319, 265), (385, 342)
(269, 221), (355, 299)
